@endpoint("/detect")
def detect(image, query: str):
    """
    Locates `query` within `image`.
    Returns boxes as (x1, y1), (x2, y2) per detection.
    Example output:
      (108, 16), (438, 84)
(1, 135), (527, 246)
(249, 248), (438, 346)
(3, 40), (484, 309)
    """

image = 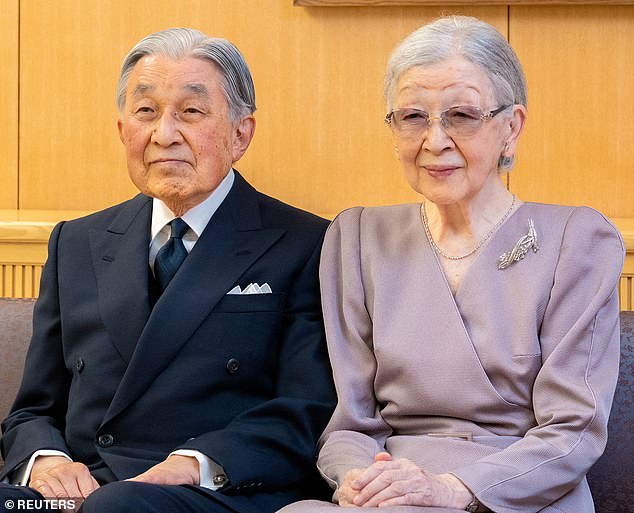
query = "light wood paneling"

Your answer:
(18, 0), (505, 216)
(0, 0), (19, 209)
(620, 274), (634, 311)
(618, 219), (634, 311)
(0, 209), (89, 298)
(245, 4), (507, 218)
(1, 265), (42, 298)
(296, 0), (634, 4)
(509, 6), (634, 218)
(17, 2), (634, 219)
(19, 0), (137, 211)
